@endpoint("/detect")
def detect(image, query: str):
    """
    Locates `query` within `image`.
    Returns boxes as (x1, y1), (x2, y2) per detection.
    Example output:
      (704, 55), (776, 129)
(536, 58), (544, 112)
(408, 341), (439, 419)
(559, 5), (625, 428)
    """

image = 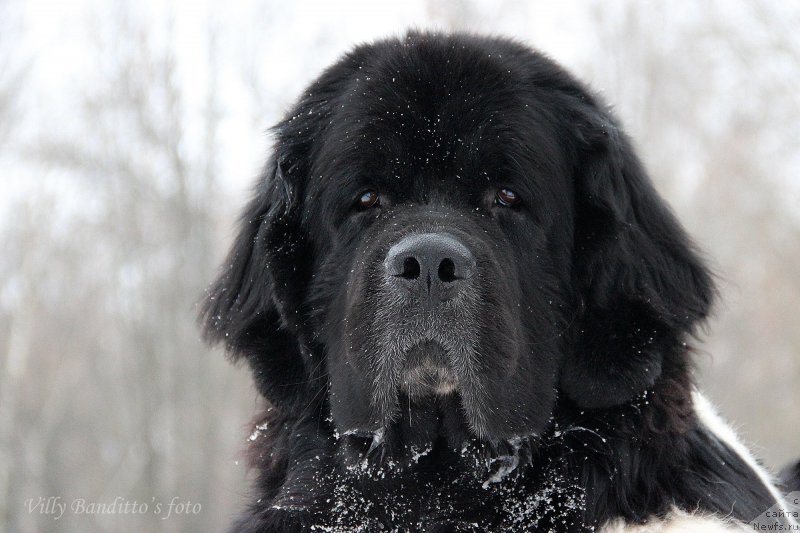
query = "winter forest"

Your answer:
(1, 0), (799, 531)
